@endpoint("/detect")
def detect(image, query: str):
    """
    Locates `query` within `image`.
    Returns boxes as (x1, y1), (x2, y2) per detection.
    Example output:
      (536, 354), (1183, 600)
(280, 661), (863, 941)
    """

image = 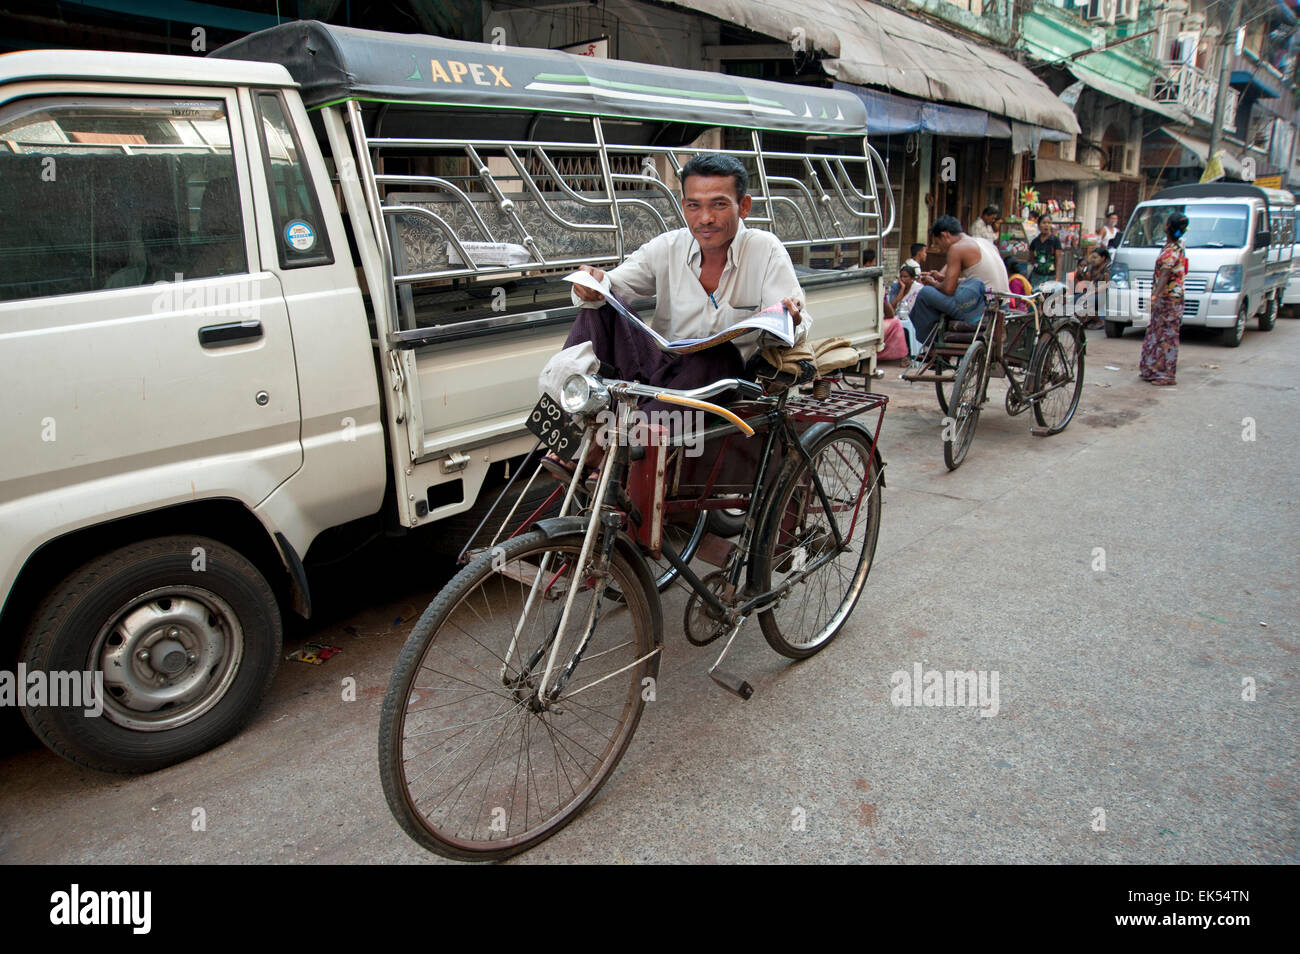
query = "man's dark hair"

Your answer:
(680, 154), (748, 200)
(1106, 211), (1119, 220)
(1092, 246), (1111, 261)
(909, 243), (926, 257)
(930, 215), (963, 238)
(861, 248), (877, 265)
(981, 205), (999, 218)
